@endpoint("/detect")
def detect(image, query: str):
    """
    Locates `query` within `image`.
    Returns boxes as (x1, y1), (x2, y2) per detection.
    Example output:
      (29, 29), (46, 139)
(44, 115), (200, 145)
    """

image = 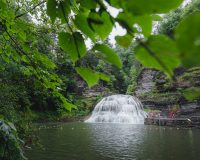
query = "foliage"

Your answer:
(2, 0), (200, 109)
(0, 119), (26, 160)
(0, 0), (74, 111)
(158, 0), (200, 37)
(126, 65), (142, 95)
(93, 44), (122, 69)
(58, 32), (86, 63)
(74, 42), (138, 93)
(183, 87), (200, 101)
(1, 0), (200, 158)
(75, 67), (110, 88)
(175, 11), (200, 68)
(112, 45), (140, 94)
(44, 0), (188, 83)
(157, 0), (200, 100)
(135, 35), (180, 78)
